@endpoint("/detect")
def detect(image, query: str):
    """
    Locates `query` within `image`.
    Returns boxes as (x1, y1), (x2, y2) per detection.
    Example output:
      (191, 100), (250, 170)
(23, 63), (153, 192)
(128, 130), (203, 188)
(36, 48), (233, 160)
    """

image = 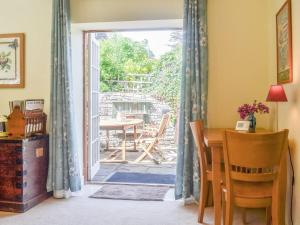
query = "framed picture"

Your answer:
(276, 0), (293, 84)
(235, 121), (250, 132)
(0, 33), (25, 88)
